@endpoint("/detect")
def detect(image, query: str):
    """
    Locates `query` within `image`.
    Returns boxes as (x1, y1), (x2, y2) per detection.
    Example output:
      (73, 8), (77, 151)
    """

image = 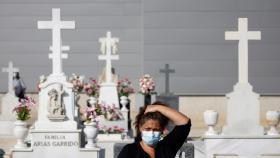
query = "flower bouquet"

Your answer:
(139, 74), (156, 95)
(13, 96), (36, 148)
(100, 103), (124, 121)
(84, 78), (100, 97)
(69, 73), (84, 92)
(13, 96), (36, 121)
(117, 78), (134, 97)
(139, 74), (156, 106)
(99, 125), (125, 134)
(84, 105), (103, 124)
